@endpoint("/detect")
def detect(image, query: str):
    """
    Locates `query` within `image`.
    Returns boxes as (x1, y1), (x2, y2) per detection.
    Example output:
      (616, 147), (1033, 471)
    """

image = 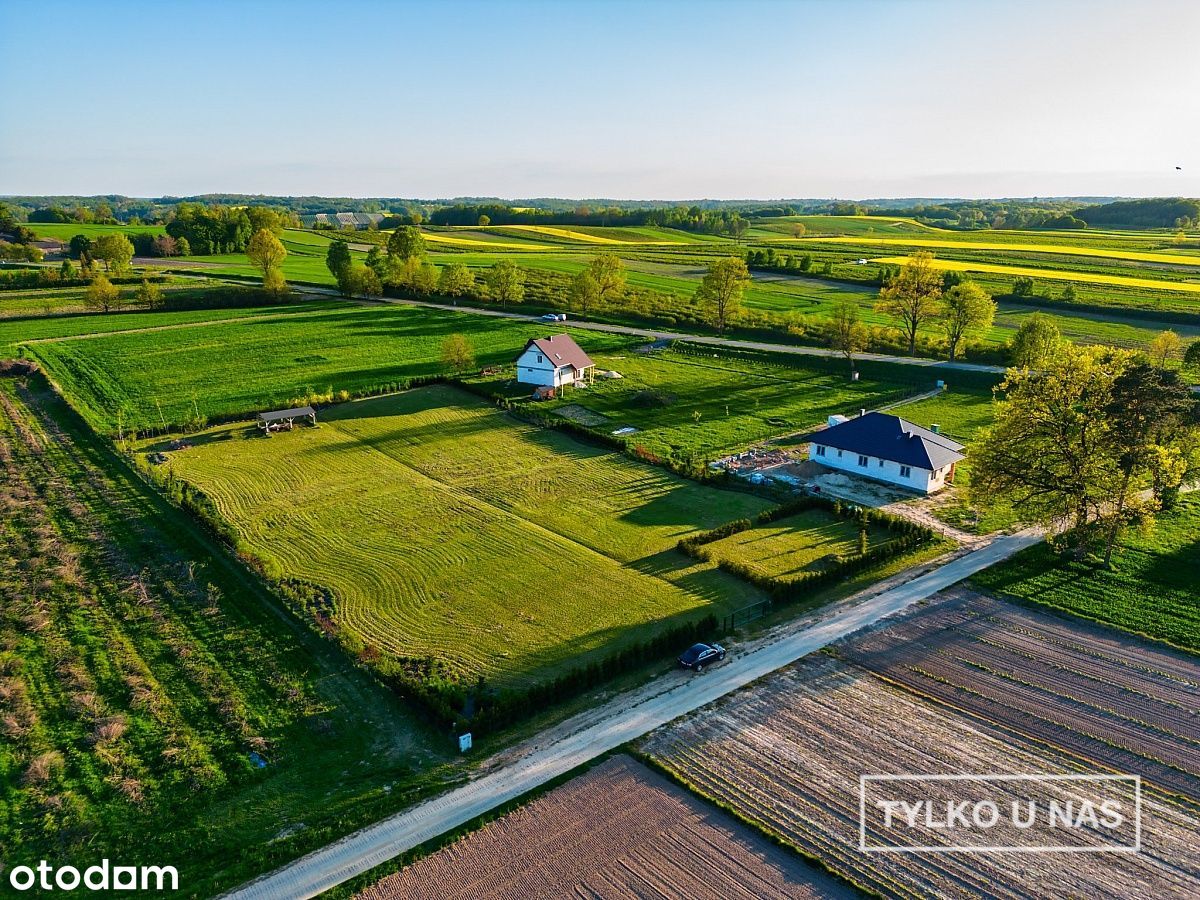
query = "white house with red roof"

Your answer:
(515, 334), (595, 393)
